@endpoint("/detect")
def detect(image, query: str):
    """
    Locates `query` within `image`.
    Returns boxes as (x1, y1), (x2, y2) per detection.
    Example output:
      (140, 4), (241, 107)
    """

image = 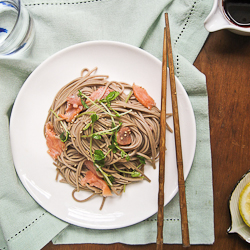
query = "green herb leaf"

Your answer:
(125, 155), (130, 161)
(77, 90), (82, 97)
(131, 171), (141, 177)
(120, 151), (126, 158)
(93, 134), (101, 140)
(91, 113), (99, 123)
(96, 159), (105, 167)
(136, 155), (146, 165)
(82, 122), (92, 131)
(111, 122), (116, 129)
(120, 150), (130, 161)
(108, 144), (117, 153)
(108, 175), (114, 184)
(82, 112), (98, 132)
(78, 90), (89, 109)
(80, 98), (89, 109)
(60, 132), (69, 142)
(94, 150), (105, 161)
(105, 91), (120, 102)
